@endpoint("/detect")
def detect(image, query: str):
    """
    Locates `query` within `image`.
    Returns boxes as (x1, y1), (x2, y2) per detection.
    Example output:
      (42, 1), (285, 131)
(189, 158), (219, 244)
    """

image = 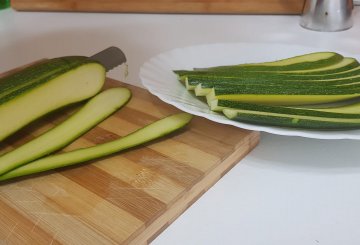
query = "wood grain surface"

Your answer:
(11, 0), (305, 14)
(0, 74), (259, 244)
